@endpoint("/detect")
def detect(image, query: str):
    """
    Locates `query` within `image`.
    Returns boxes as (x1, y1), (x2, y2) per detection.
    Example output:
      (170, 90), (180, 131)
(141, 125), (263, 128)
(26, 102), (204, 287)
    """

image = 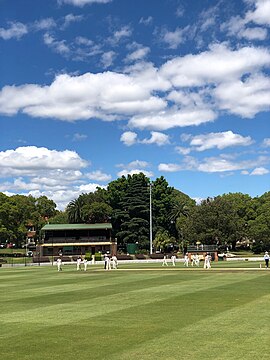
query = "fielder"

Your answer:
(184, 253), (189, 267)
(204, 253), (211, 269)
(56, 257), (62, 271)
